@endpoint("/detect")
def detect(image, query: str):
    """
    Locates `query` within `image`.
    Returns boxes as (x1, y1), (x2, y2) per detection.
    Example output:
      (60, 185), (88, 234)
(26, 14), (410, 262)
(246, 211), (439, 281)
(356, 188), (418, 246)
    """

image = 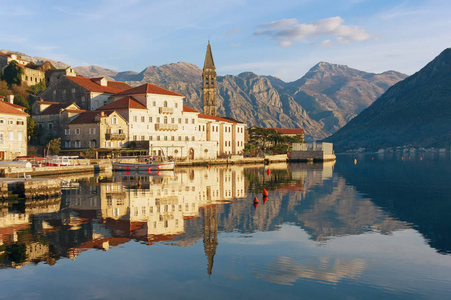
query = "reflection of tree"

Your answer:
(255, 256), (367, 285)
